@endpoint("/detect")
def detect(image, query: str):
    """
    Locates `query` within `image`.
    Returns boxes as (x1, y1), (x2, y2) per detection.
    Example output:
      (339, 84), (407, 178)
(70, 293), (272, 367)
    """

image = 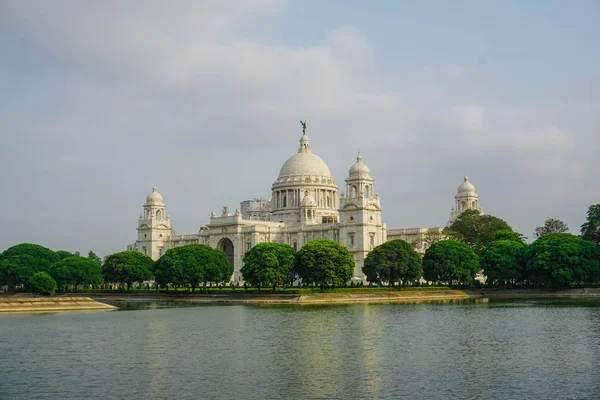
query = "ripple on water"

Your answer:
(1, 300), (600, 400)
